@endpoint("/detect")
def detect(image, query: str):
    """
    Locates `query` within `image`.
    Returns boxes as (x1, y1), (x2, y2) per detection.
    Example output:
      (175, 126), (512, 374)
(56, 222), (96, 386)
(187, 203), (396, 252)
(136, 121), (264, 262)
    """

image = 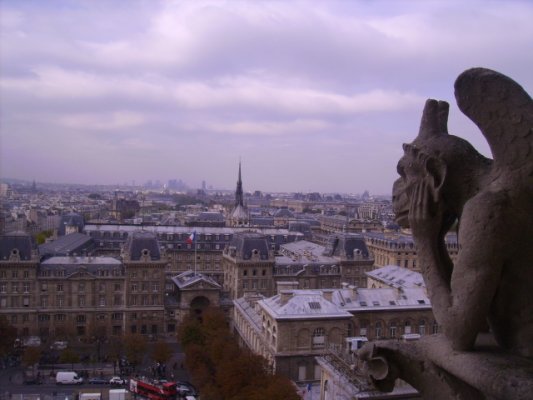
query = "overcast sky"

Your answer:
(1, 0), (532, 195)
